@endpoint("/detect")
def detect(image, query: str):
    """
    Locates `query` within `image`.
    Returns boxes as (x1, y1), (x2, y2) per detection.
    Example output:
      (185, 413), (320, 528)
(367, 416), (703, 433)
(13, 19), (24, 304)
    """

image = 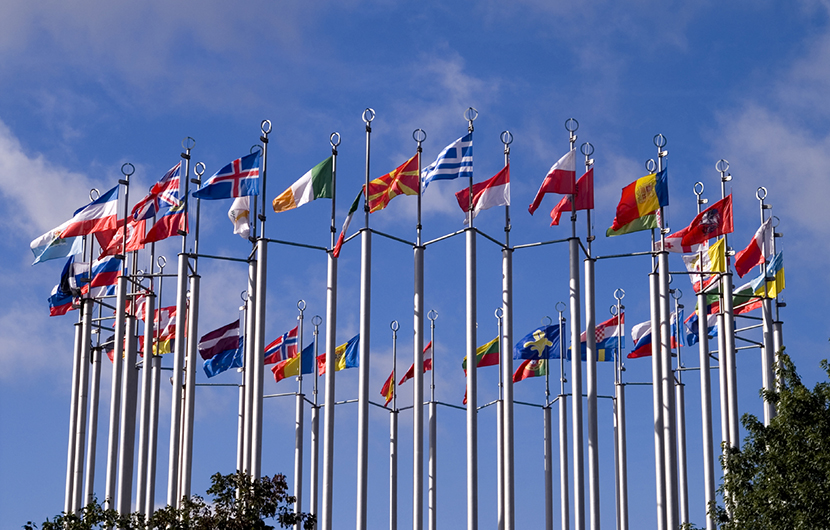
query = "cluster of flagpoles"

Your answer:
(46, 110), (788, 530)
